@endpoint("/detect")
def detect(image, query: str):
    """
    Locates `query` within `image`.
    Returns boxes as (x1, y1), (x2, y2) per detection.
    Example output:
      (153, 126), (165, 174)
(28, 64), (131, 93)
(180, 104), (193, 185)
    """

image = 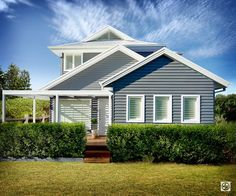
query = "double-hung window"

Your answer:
(126, 95), (145, 122)
(181, 95), (200, 123)
(64, 54), (83, 71)
(153, 95), (172, 123)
